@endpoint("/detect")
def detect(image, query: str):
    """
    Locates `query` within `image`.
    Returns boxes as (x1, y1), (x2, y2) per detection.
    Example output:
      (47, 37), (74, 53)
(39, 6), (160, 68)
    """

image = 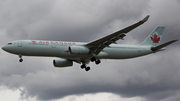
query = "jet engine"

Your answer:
(53, 59), (73, 67)
(68, 46), (90, 55)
